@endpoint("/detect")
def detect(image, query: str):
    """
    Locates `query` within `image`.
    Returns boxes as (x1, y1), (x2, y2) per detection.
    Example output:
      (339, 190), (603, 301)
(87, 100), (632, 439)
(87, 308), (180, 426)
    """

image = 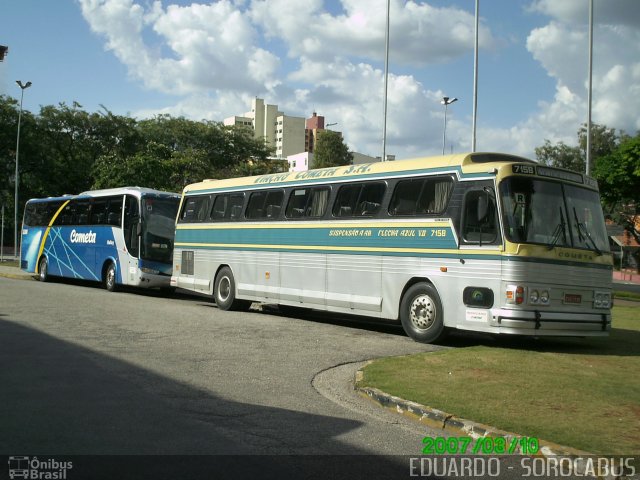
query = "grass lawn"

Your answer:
(359, 306), (640, 454)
